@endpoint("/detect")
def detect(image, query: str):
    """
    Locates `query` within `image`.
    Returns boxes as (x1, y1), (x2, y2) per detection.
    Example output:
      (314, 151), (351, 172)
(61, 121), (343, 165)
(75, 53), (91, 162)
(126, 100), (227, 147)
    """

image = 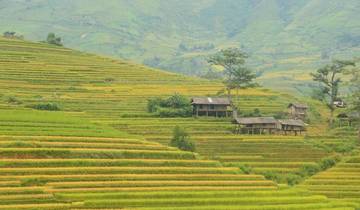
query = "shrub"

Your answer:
(239, 164), (252, 174)
(46, 33), (63, 46)
(156, 106), (192, 118)
(263, 171), (282, 183)
(147, 97), (164, 113)
(319, 156), (339, 170)
(285, 174), (302, 186)
(299, 164), (320, 177)
(29, 103), (61, 111)
(21, 178), (47, 186)
(147, 93), (192, 117)
(7, 96), (22, 105)
(170, 126), (195, 152)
